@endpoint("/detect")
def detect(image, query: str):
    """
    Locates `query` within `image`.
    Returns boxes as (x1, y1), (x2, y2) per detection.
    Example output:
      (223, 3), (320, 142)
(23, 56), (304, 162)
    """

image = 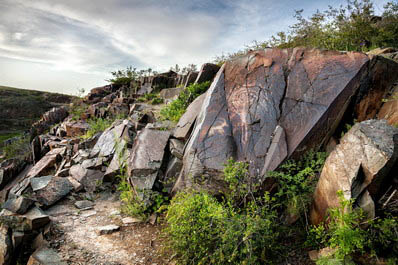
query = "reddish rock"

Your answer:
(64, 120), (89, 137)
(175, 48), (384, 192)
(88, 102), (108, 118)
(127, 128), (170, 191)
(311, 120), (398, 225)
(378, 99), (398, 126)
